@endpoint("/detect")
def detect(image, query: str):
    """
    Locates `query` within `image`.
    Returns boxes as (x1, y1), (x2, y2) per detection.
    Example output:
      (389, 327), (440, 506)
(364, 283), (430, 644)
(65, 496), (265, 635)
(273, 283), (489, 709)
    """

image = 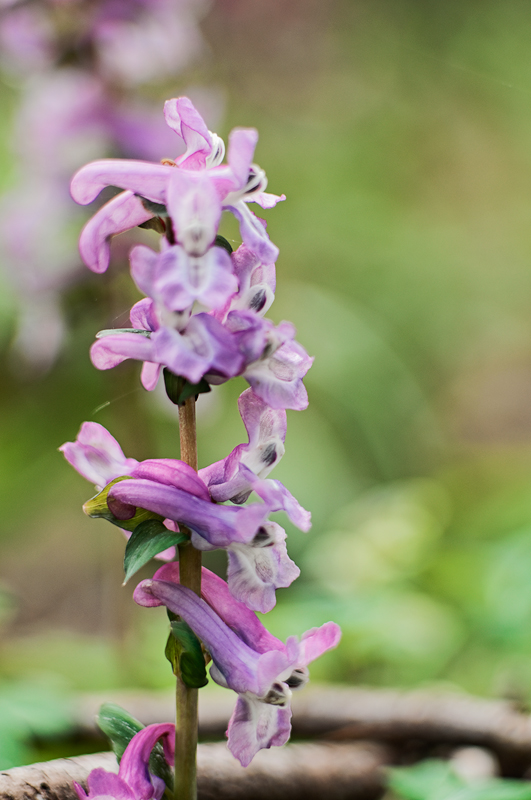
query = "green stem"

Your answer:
(174, 396), (200, 800)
